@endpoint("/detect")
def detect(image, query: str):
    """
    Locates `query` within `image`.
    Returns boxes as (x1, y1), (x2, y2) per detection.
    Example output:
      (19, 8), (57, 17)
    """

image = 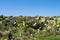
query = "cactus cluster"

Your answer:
(0, 15), (60, 40)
